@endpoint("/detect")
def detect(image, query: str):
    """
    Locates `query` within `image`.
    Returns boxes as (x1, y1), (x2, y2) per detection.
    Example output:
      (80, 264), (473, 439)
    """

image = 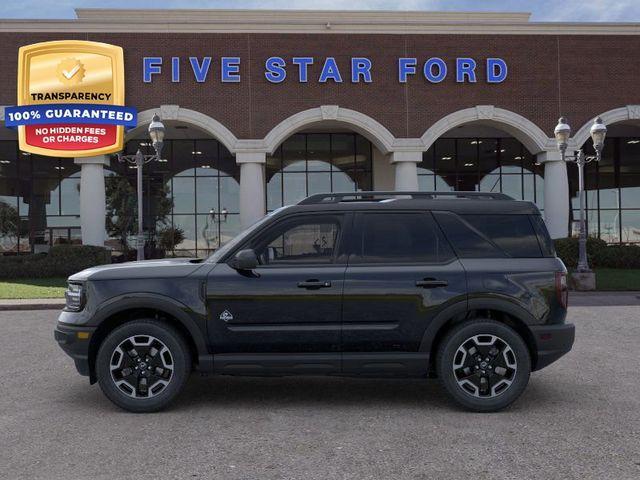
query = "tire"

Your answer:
(436, 319), (531, 412)
(96, 319), (191, 413)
